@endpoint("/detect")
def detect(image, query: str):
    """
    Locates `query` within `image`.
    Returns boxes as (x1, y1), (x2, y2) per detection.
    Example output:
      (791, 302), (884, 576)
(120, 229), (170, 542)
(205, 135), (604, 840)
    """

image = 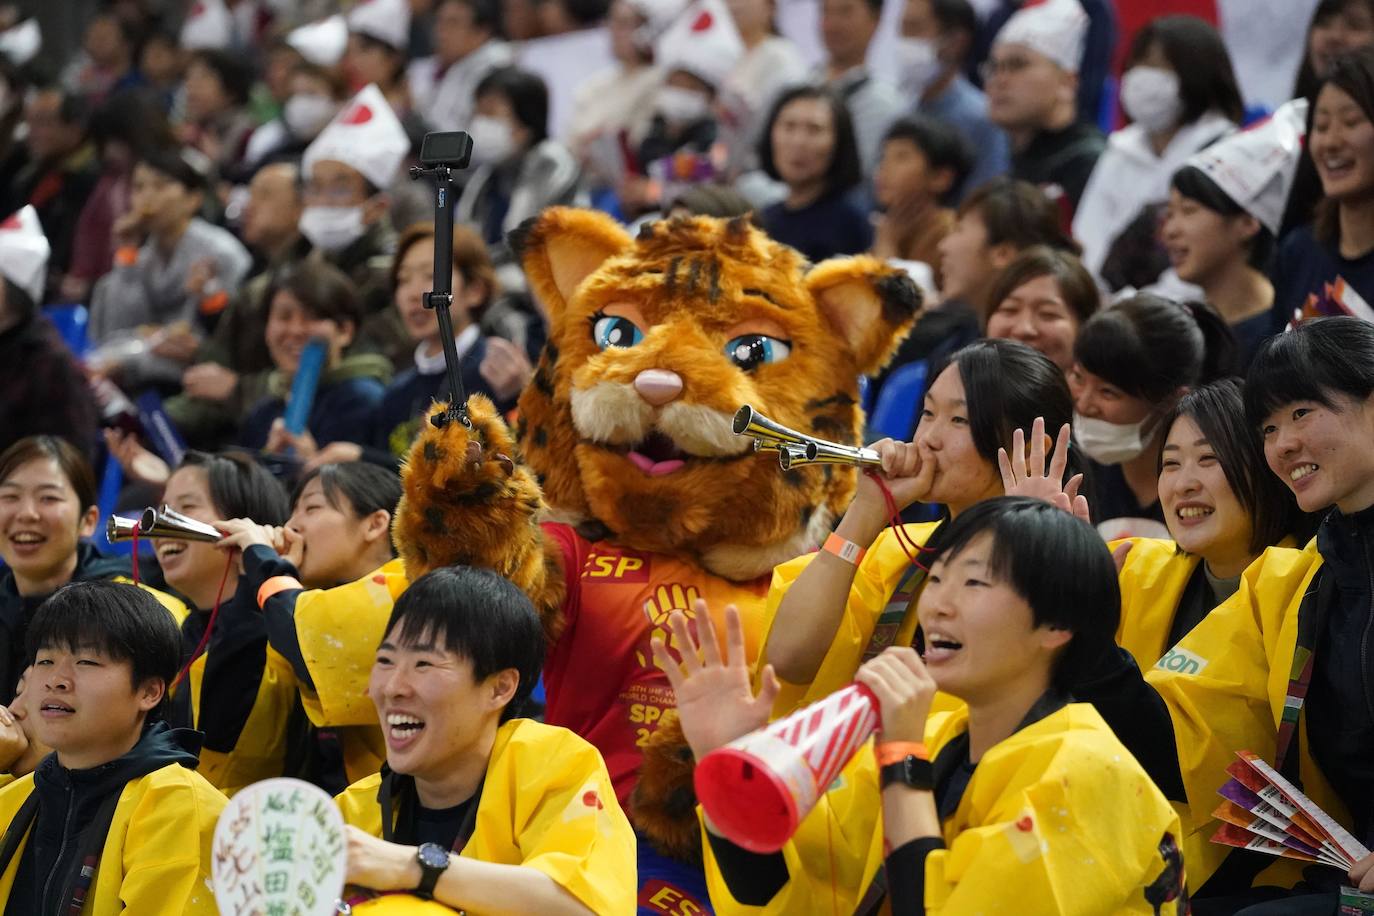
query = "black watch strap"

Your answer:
(415, 842), (450, 898)
(880, 755), (934, 791)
